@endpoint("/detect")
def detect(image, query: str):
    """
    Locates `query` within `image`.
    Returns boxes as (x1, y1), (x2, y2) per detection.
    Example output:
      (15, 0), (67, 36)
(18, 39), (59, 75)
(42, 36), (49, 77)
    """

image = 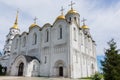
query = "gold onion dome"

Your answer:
(29, 17), (39, 30)
(67, 9), (78, 14)
(81, 24), (89, 29)
(29, 23), (38, 30)
(67, 1), (78, 14)
(56, 15), (65, 20)
(81, 18), (88, 29)
(12, 24), (19, 29)
(56, 6), (65, 20)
